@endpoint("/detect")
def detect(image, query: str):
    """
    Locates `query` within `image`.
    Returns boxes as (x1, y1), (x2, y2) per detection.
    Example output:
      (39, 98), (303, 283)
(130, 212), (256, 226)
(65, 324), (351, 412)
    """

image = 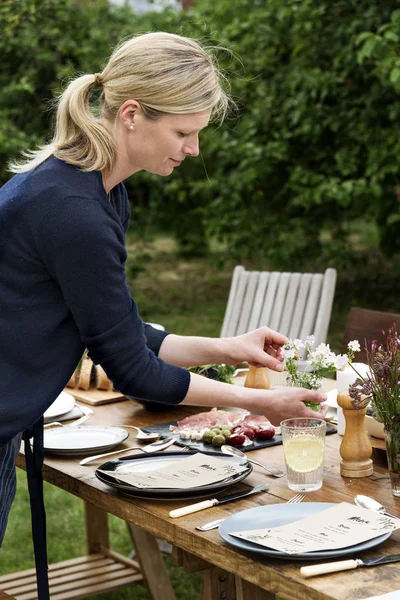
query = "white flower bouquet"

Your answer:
(281, 336), (360, 410)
